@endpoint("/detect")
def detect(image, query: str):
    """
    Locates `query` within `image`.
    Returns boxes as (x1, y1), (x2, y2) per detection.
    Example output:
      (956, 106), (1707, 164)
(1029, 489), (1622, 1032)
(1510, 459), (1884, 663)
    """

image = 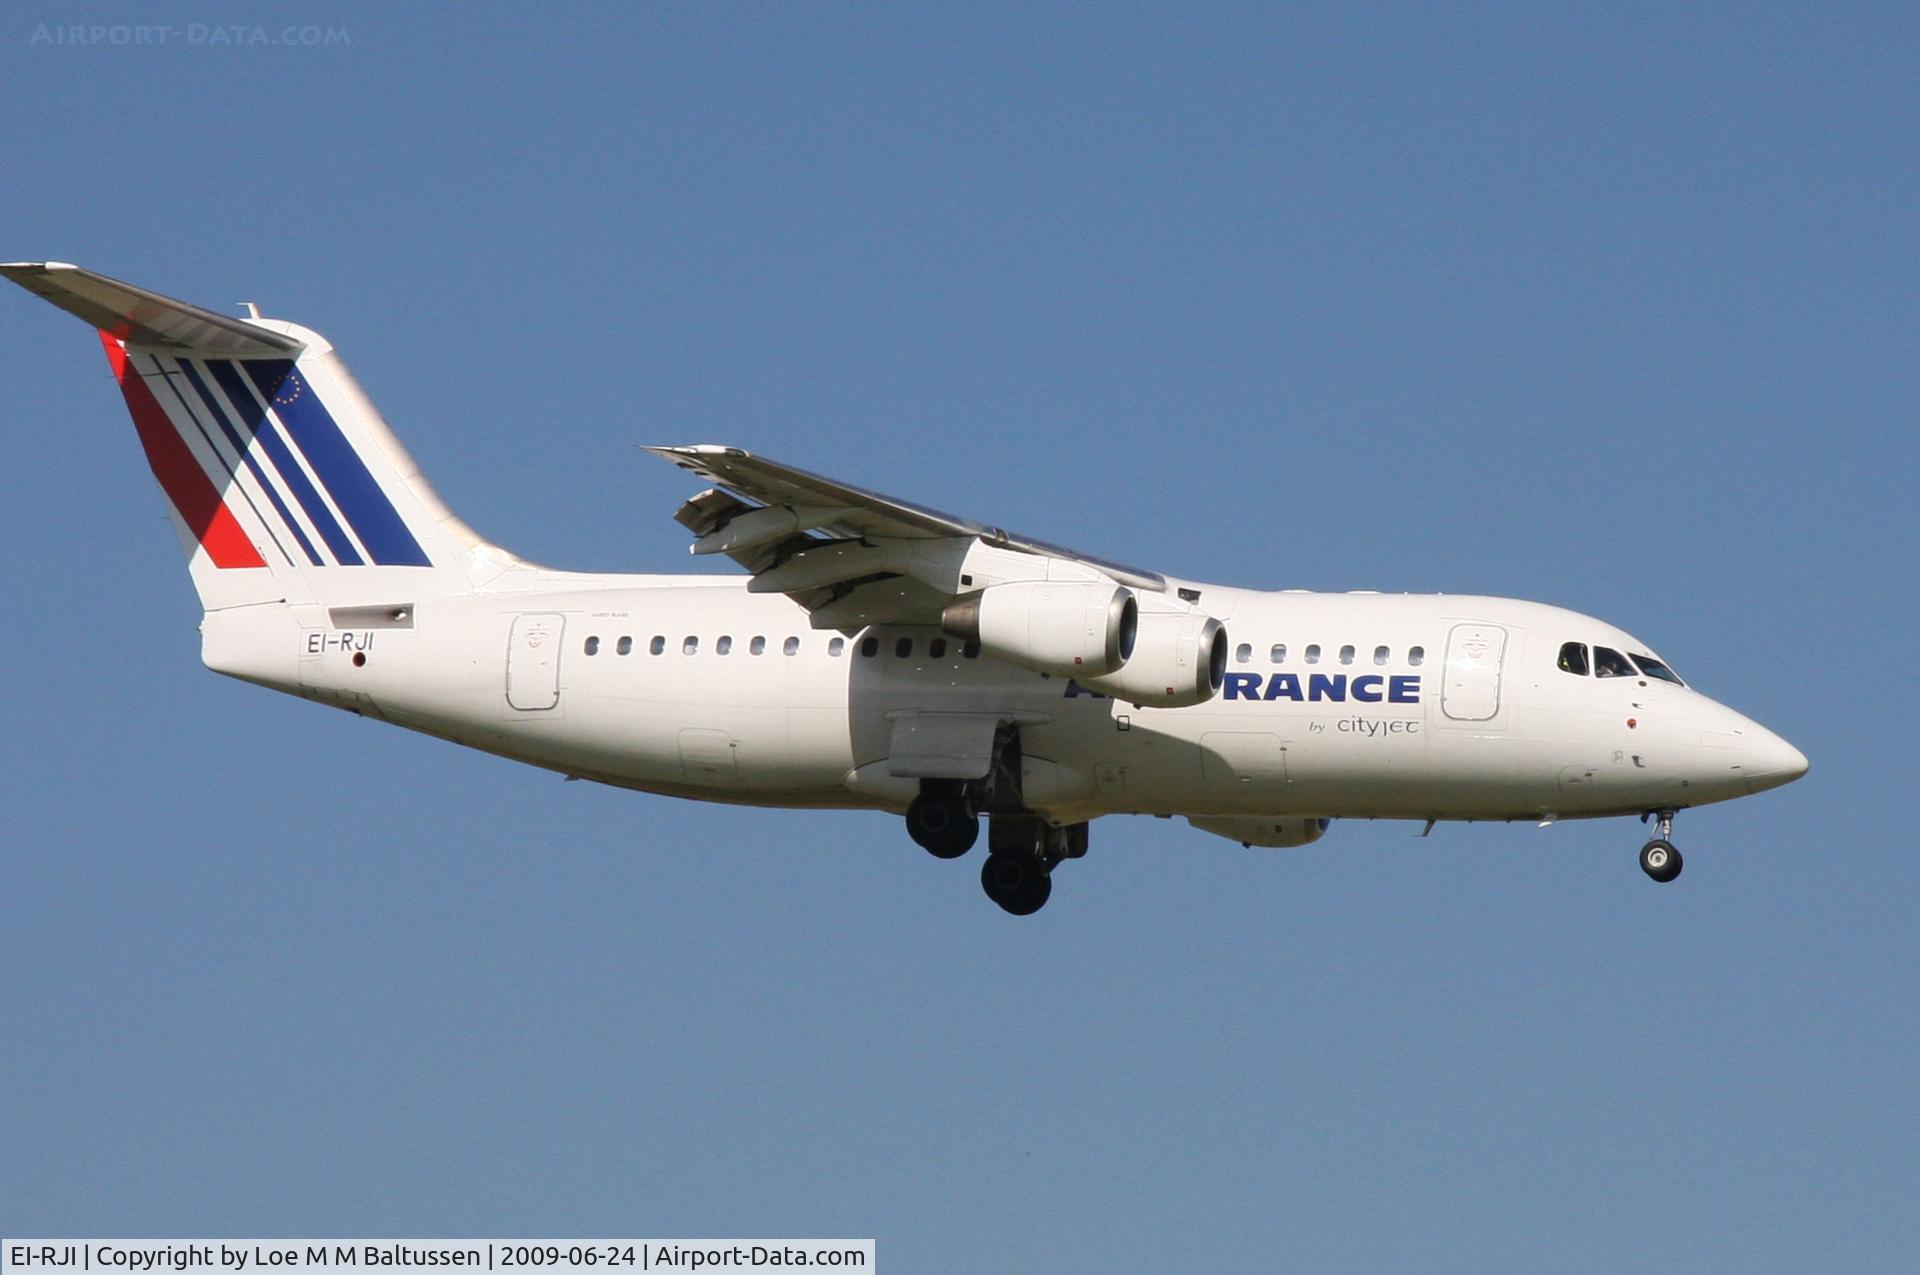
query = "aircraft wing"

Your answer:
(645, 444), (1169, 630)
